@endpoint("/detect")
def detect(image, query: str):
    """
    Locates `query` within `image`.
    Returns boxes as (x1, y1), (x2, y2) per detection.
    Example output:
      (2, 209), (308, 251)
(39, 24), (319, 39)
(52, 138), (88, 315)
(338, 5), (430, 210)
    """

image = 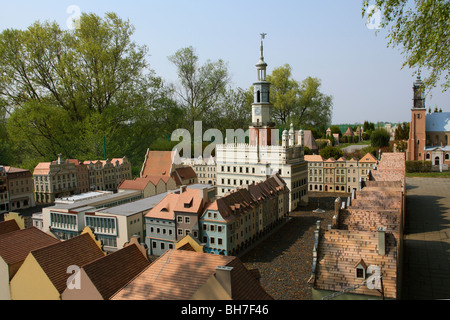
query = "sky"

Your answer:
(0, 0), (449, 125)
